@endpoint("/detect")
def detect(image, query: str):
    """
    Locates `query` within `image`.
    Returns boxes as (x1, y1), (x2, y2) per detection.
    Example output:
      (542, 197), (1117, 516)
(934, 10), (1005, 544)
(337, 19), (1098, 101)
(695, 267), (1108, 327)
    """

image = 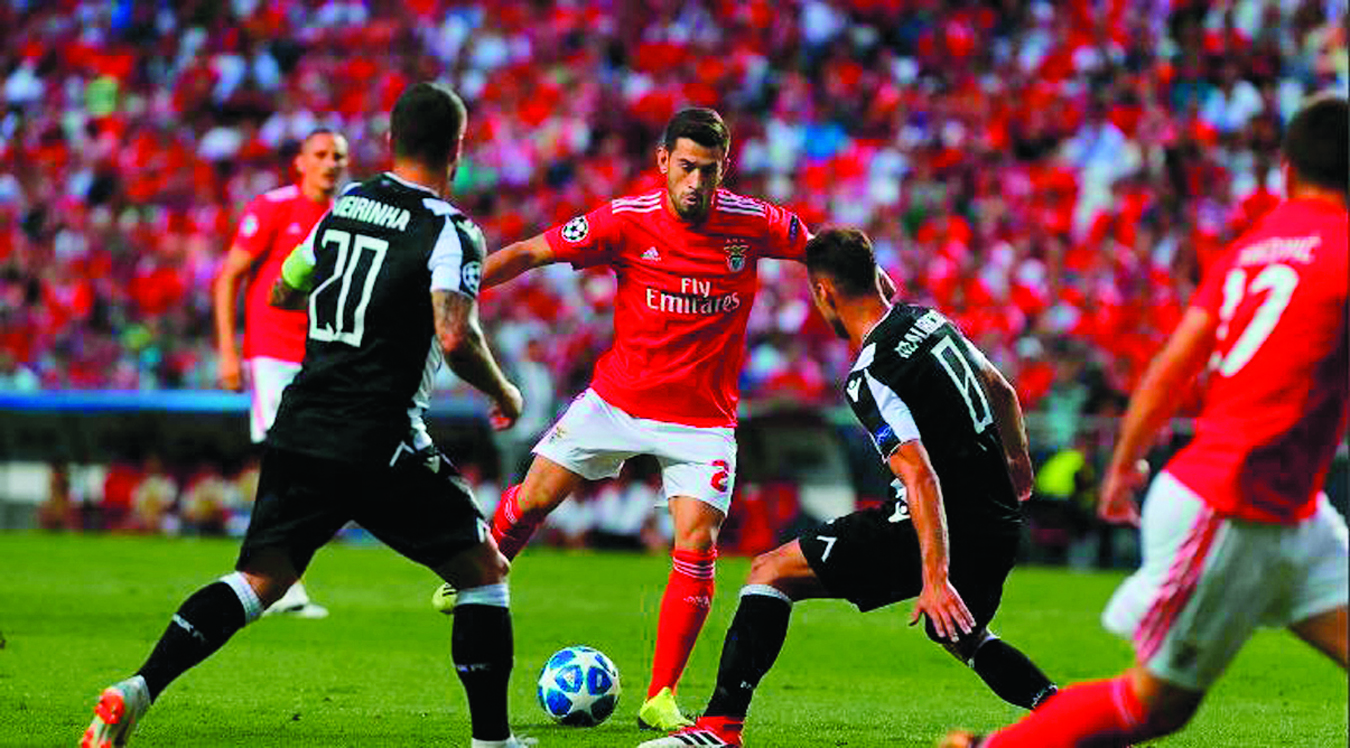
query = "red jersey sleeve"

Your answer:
(760, 203), (810, 261)
(231, 195), (278, 260)
(545, 203), (620, 269)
